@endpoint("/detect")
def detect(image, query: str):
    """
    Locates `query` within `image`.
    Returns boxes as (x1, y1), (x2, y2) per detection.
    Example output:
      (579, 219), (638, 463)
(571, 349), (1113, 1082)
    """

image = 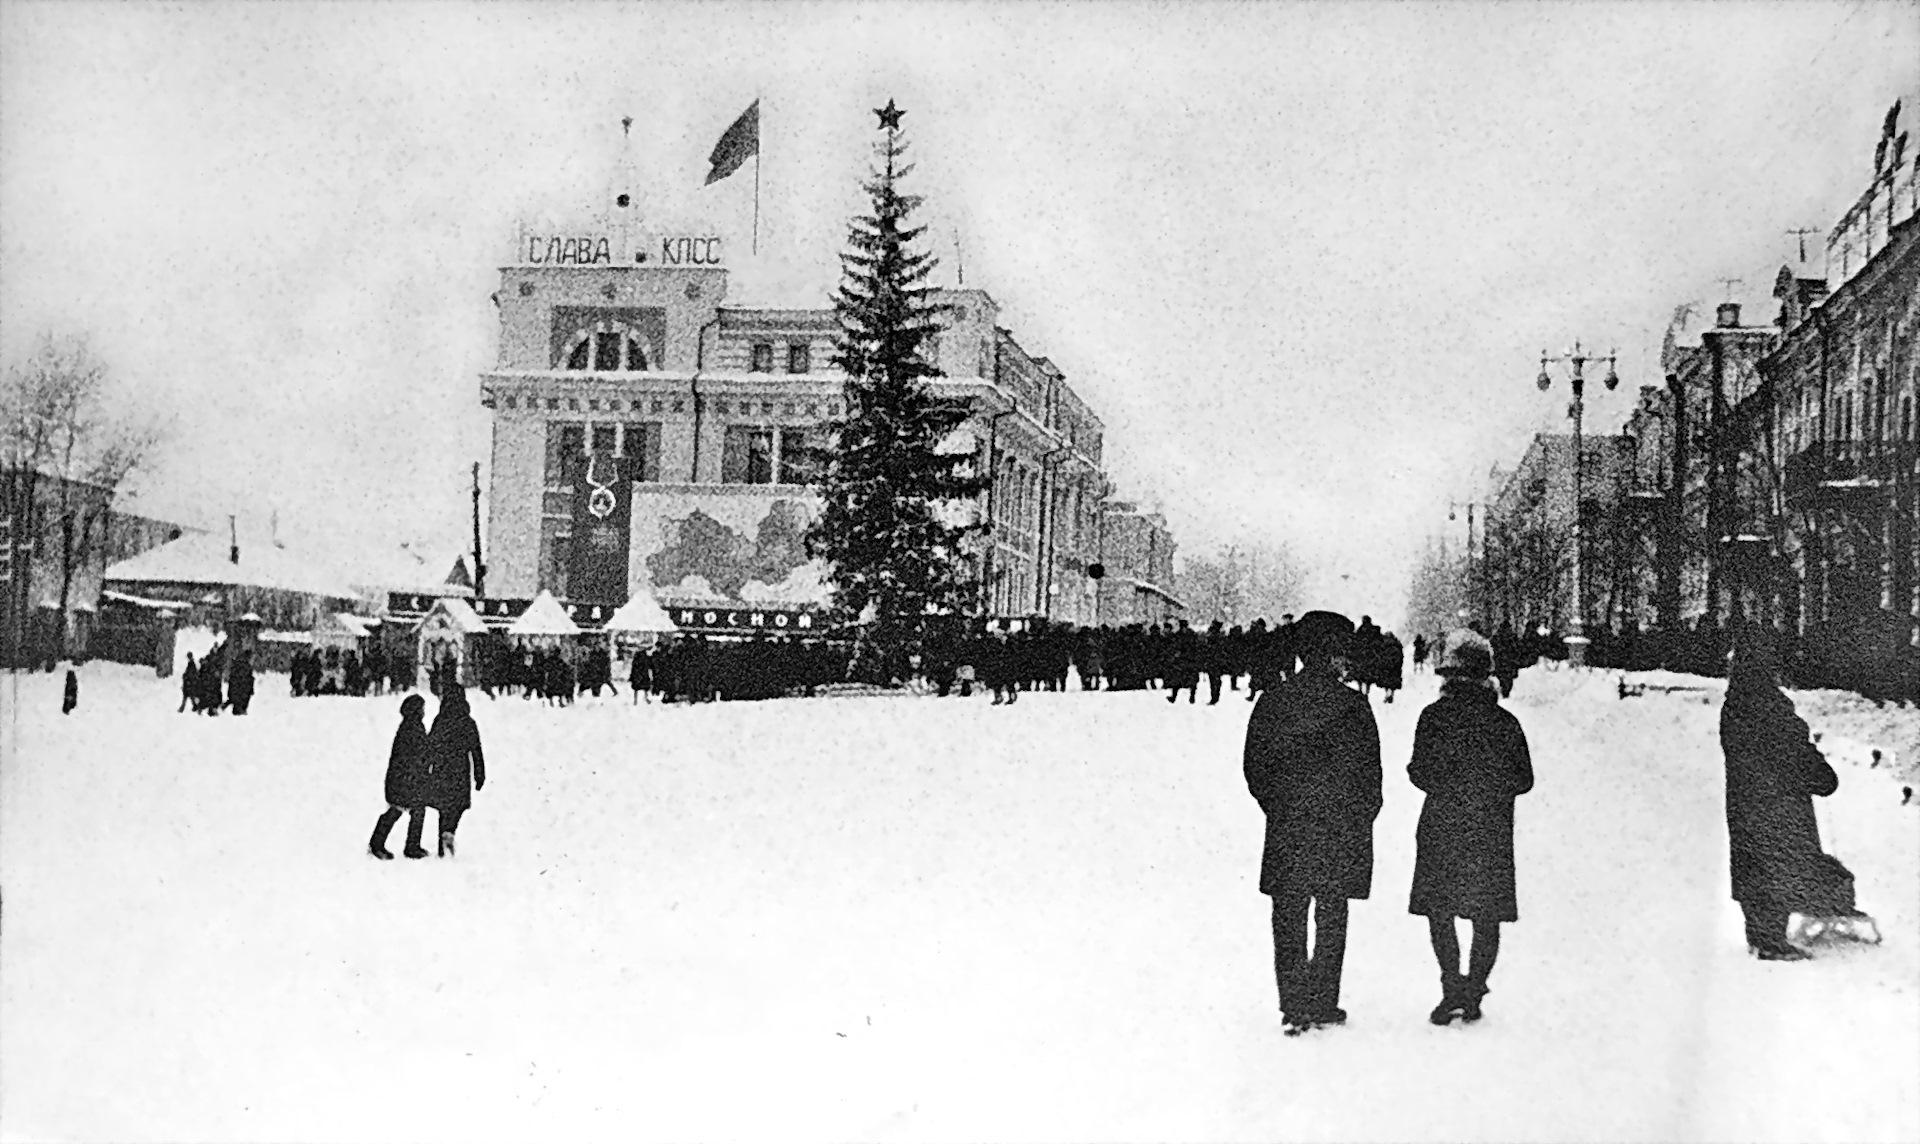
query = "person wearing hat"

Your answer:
(1243, 609), (1383, 1034)
(1408, 629), (1535, 1025)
